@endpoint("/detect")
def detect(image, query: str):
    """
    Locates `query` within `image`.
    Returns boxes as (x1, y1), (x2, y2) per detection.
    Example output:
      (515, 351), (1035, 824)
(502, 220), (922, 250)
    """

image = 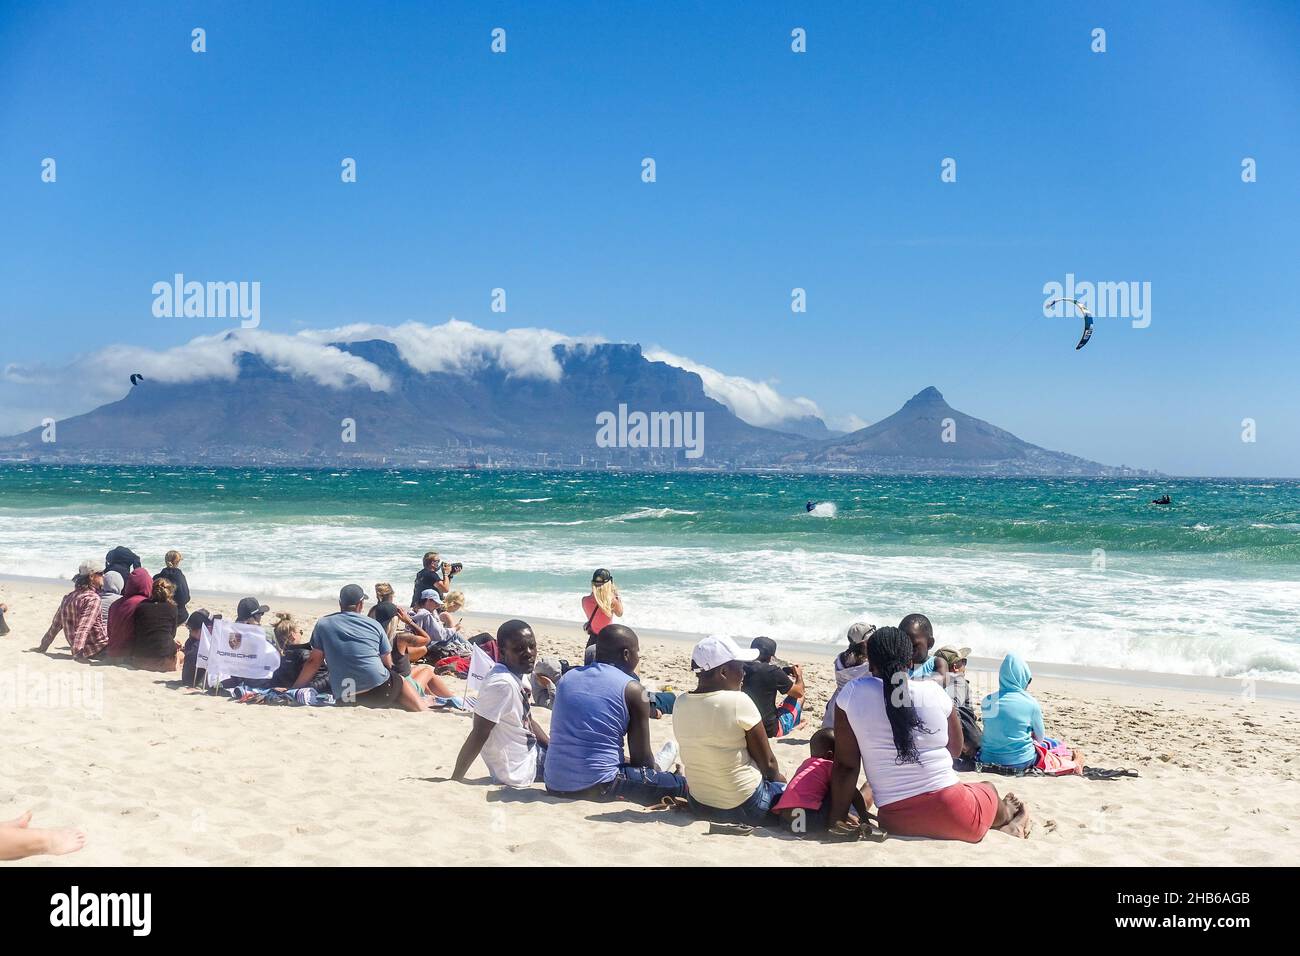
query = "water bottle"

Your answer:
(654, 739), (678, 773)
